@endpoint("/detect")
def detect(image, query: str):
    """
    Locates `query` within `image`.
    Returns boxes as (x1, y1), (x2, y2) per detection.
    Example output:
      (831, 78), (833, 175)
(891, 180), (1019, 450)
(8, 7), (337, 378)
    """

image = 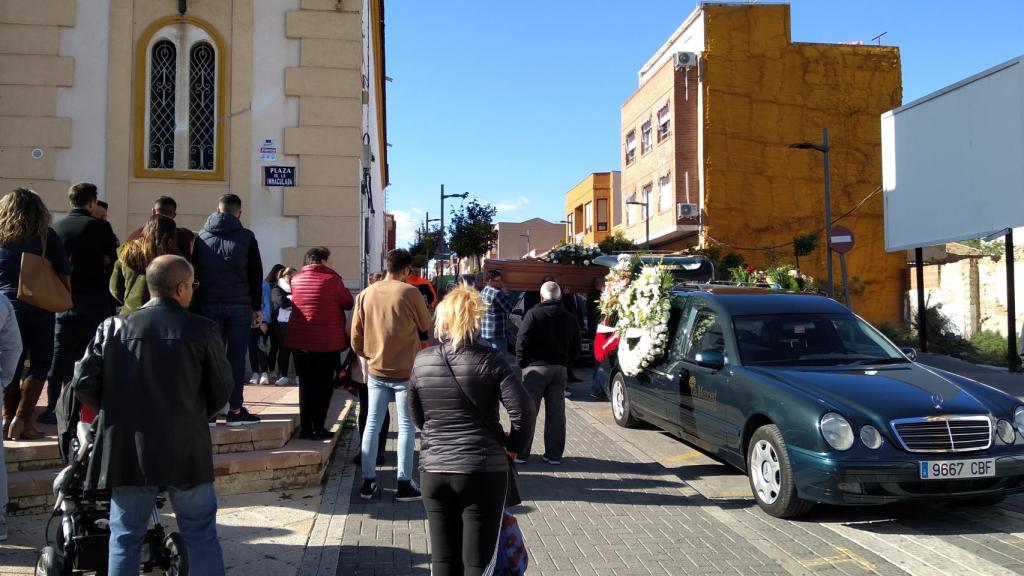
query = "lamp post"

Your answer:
(439, 184), (468, 256)
(626, 191), (650, 249)
(790, 127), (833, 295)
